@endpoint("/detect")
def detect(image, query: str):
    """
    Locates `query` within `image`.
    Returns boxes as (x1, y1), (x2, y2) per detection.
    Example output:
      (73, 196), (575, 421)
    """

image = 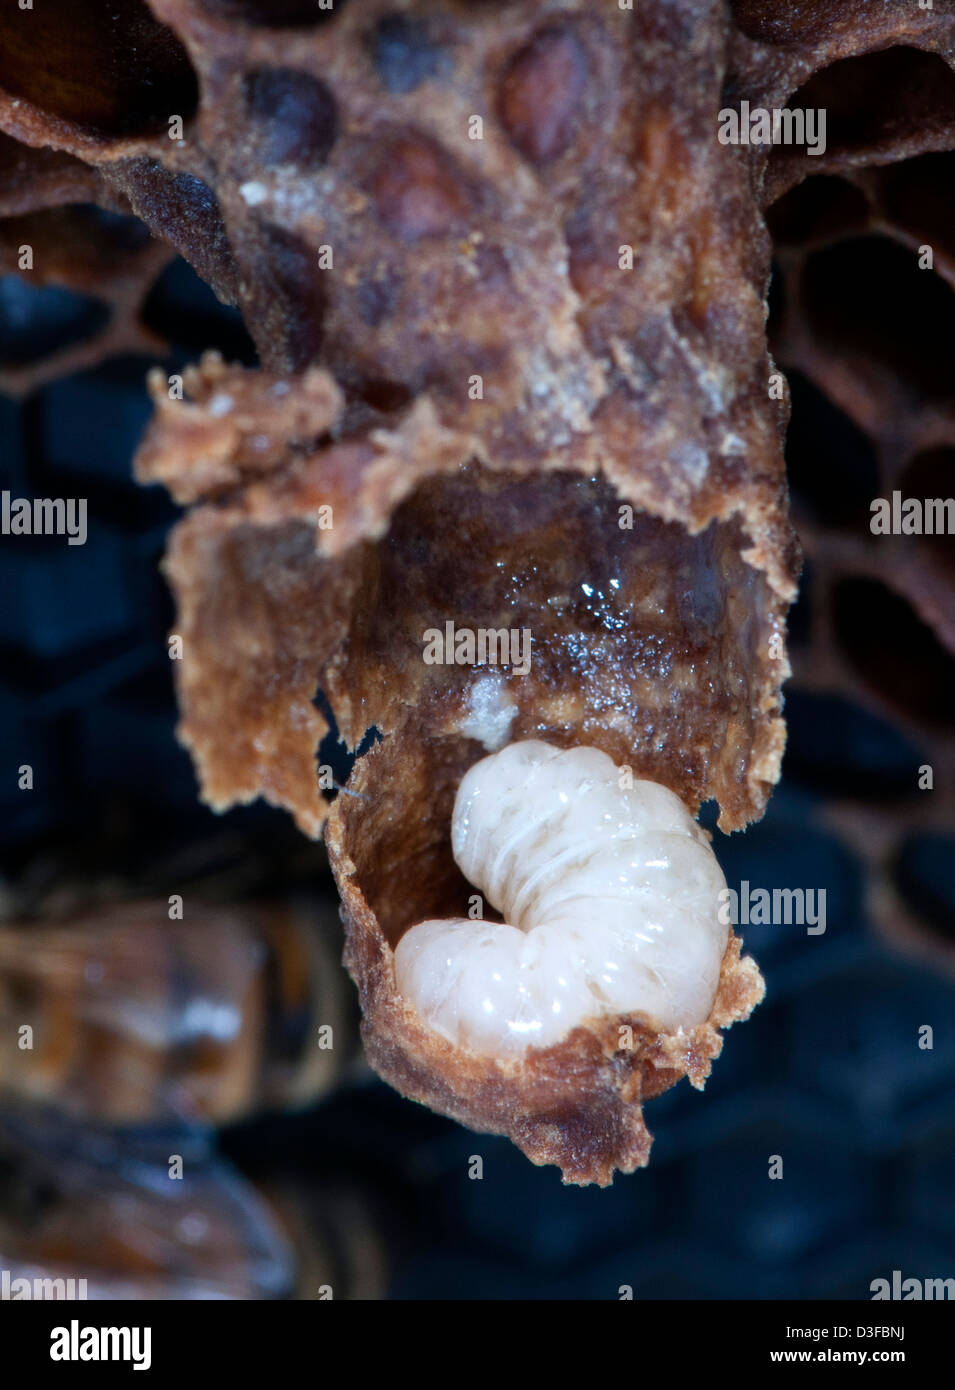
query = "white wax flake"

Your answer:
(457, 675), (518, 752)
(240, 181), (268, 207)
(395, 741), (729, 1055)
